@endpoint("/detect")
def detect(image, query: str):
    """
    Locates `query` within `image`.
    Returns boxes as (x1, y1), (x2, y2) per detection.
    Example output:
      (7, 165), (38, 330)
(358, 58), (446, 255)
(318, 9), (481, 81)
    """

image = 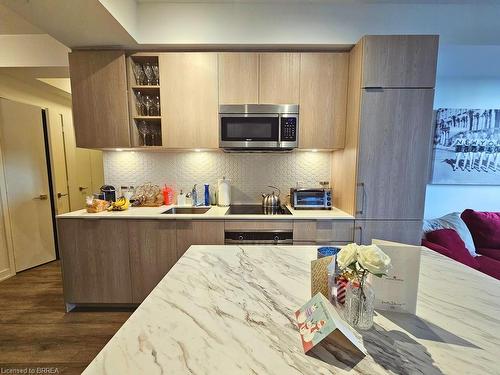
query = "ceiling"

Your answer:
(0, 3), (42, 34)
